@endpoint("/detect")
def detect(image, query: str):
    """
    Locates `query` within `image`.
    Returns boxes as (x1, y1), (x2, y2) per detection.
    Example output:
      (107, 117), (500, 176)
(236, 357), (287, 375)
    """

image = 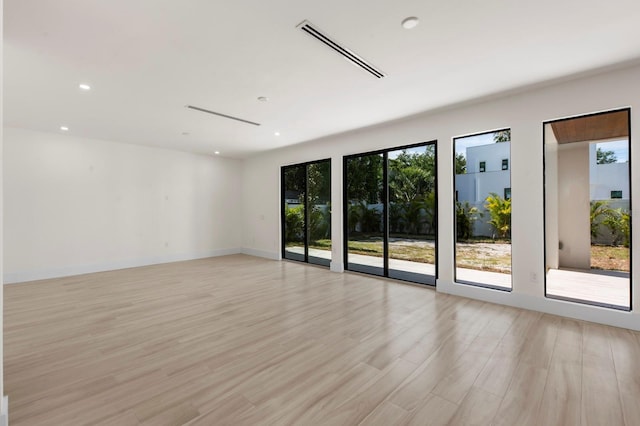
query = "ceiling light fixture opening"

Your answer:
(401, 17), (419, 29)
(60, 126), (69, 131)
(274, 131), (280, 136)
(257, 96), (269, 102)
(214, 151), (220, 155)
(79, 83), (91, 91)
